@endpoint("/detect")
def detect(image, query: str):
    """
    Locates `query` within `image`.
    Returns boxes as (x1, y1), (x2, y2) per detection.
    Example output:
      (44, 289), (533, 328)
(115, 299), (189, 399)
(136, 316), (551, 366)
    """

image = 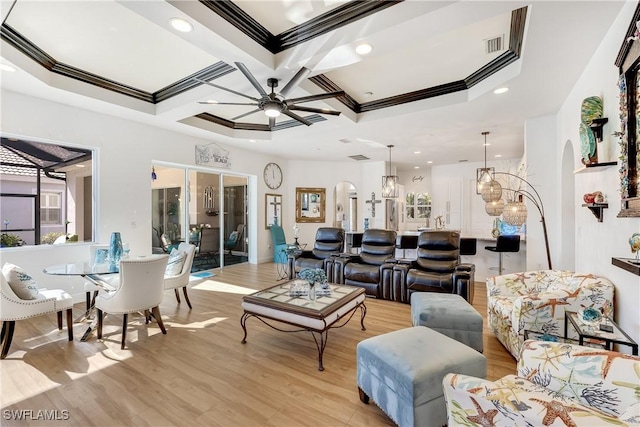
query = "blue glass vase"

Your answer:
(109, 232), (123, 265)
